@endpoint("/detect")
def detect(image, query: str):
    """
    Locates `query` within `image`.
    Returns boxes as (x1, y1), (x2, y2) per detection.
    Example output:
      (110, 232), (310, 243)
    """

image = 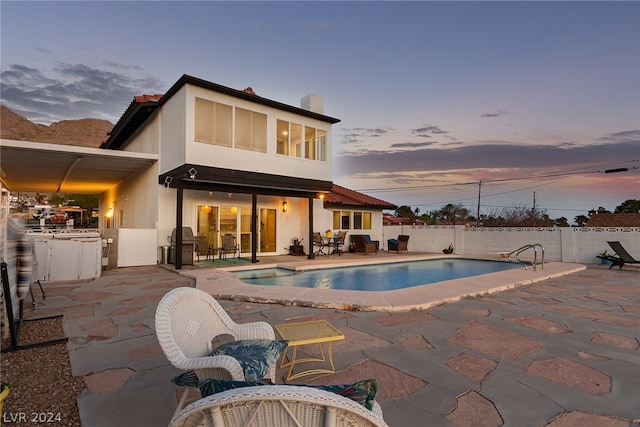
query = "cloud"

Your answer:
(0, 62), (165, 124)
(481, 110), (508, 118)
(339, 127), (393, 145)
(334, 138), (640, 179)
(390, 142), (437, 149)
(411, 126), (448, 137)
(599, 129), (640, 142)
